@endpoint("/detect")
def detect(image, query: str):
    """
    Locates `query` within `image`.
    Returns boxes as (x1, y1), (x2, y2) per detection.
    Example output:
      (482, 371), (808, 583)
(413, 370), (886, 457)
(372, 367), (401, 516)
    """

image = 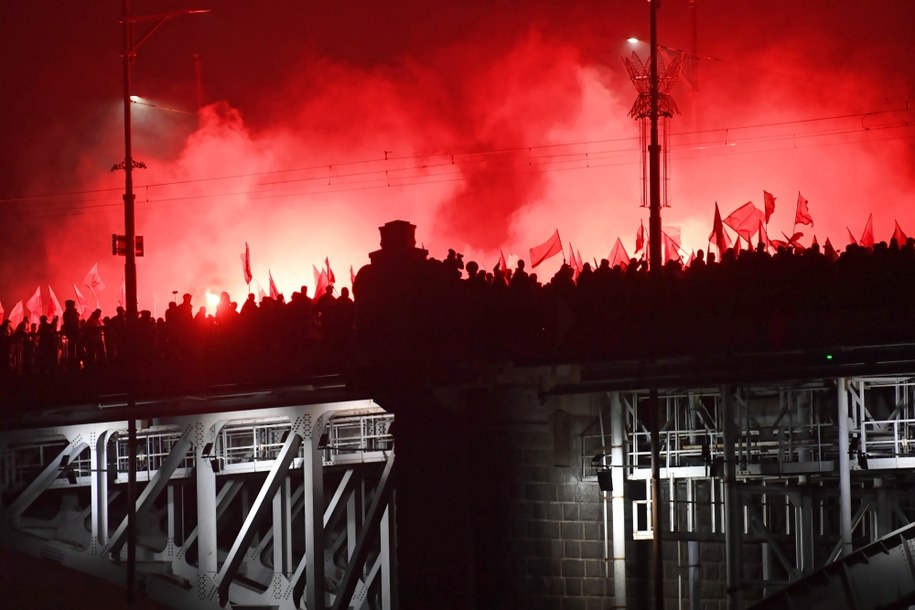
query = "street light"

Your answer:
(114, 0), (208, 603)
(130, 95), (197, 117)
(118, 3), (210, 323)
